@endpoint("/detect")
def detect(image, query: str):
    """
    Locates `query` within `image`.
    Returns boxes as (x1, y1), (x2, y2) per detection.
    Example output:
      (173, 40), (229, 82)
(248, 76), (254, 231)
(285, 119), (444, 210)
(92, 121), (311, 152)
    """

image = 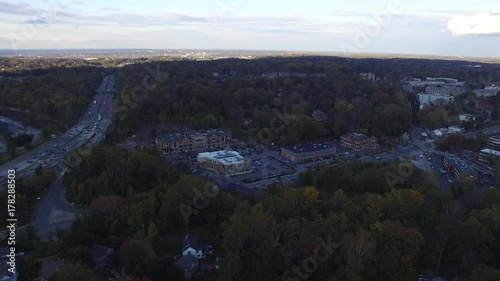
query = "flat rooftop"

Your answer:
(198, 150), (244, 165)
(480, 148), (500, 157)
(158, 129), (231, 143)
(282, 142), (335, 154)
